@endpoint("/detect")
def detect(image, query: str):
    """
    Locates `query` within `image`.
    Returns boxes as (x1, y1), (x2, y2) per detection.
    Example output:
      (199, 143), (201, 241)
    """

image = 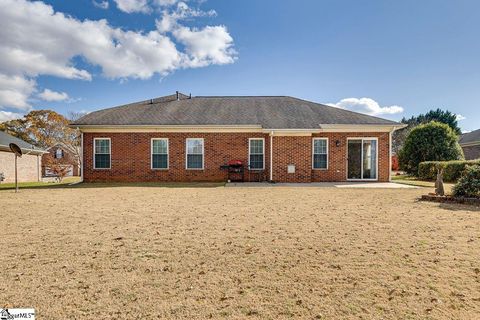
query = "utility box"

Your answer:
(287, 164), (295, 174)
